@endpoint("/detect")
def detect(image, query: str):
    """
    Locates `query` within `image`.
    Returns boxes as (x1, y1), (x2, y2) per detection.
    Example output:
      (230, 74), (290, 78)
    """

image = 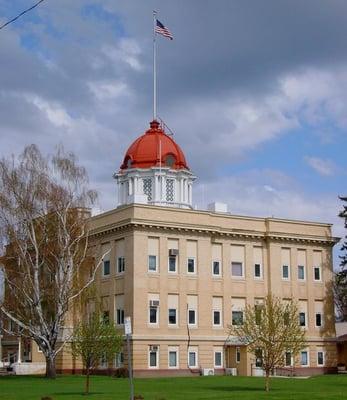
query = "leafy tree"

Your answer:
(229, 294), (306, 392)
(334, 196), (347, 321)
(0, 145), (106, 378)
(71, 309), (123, 395)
